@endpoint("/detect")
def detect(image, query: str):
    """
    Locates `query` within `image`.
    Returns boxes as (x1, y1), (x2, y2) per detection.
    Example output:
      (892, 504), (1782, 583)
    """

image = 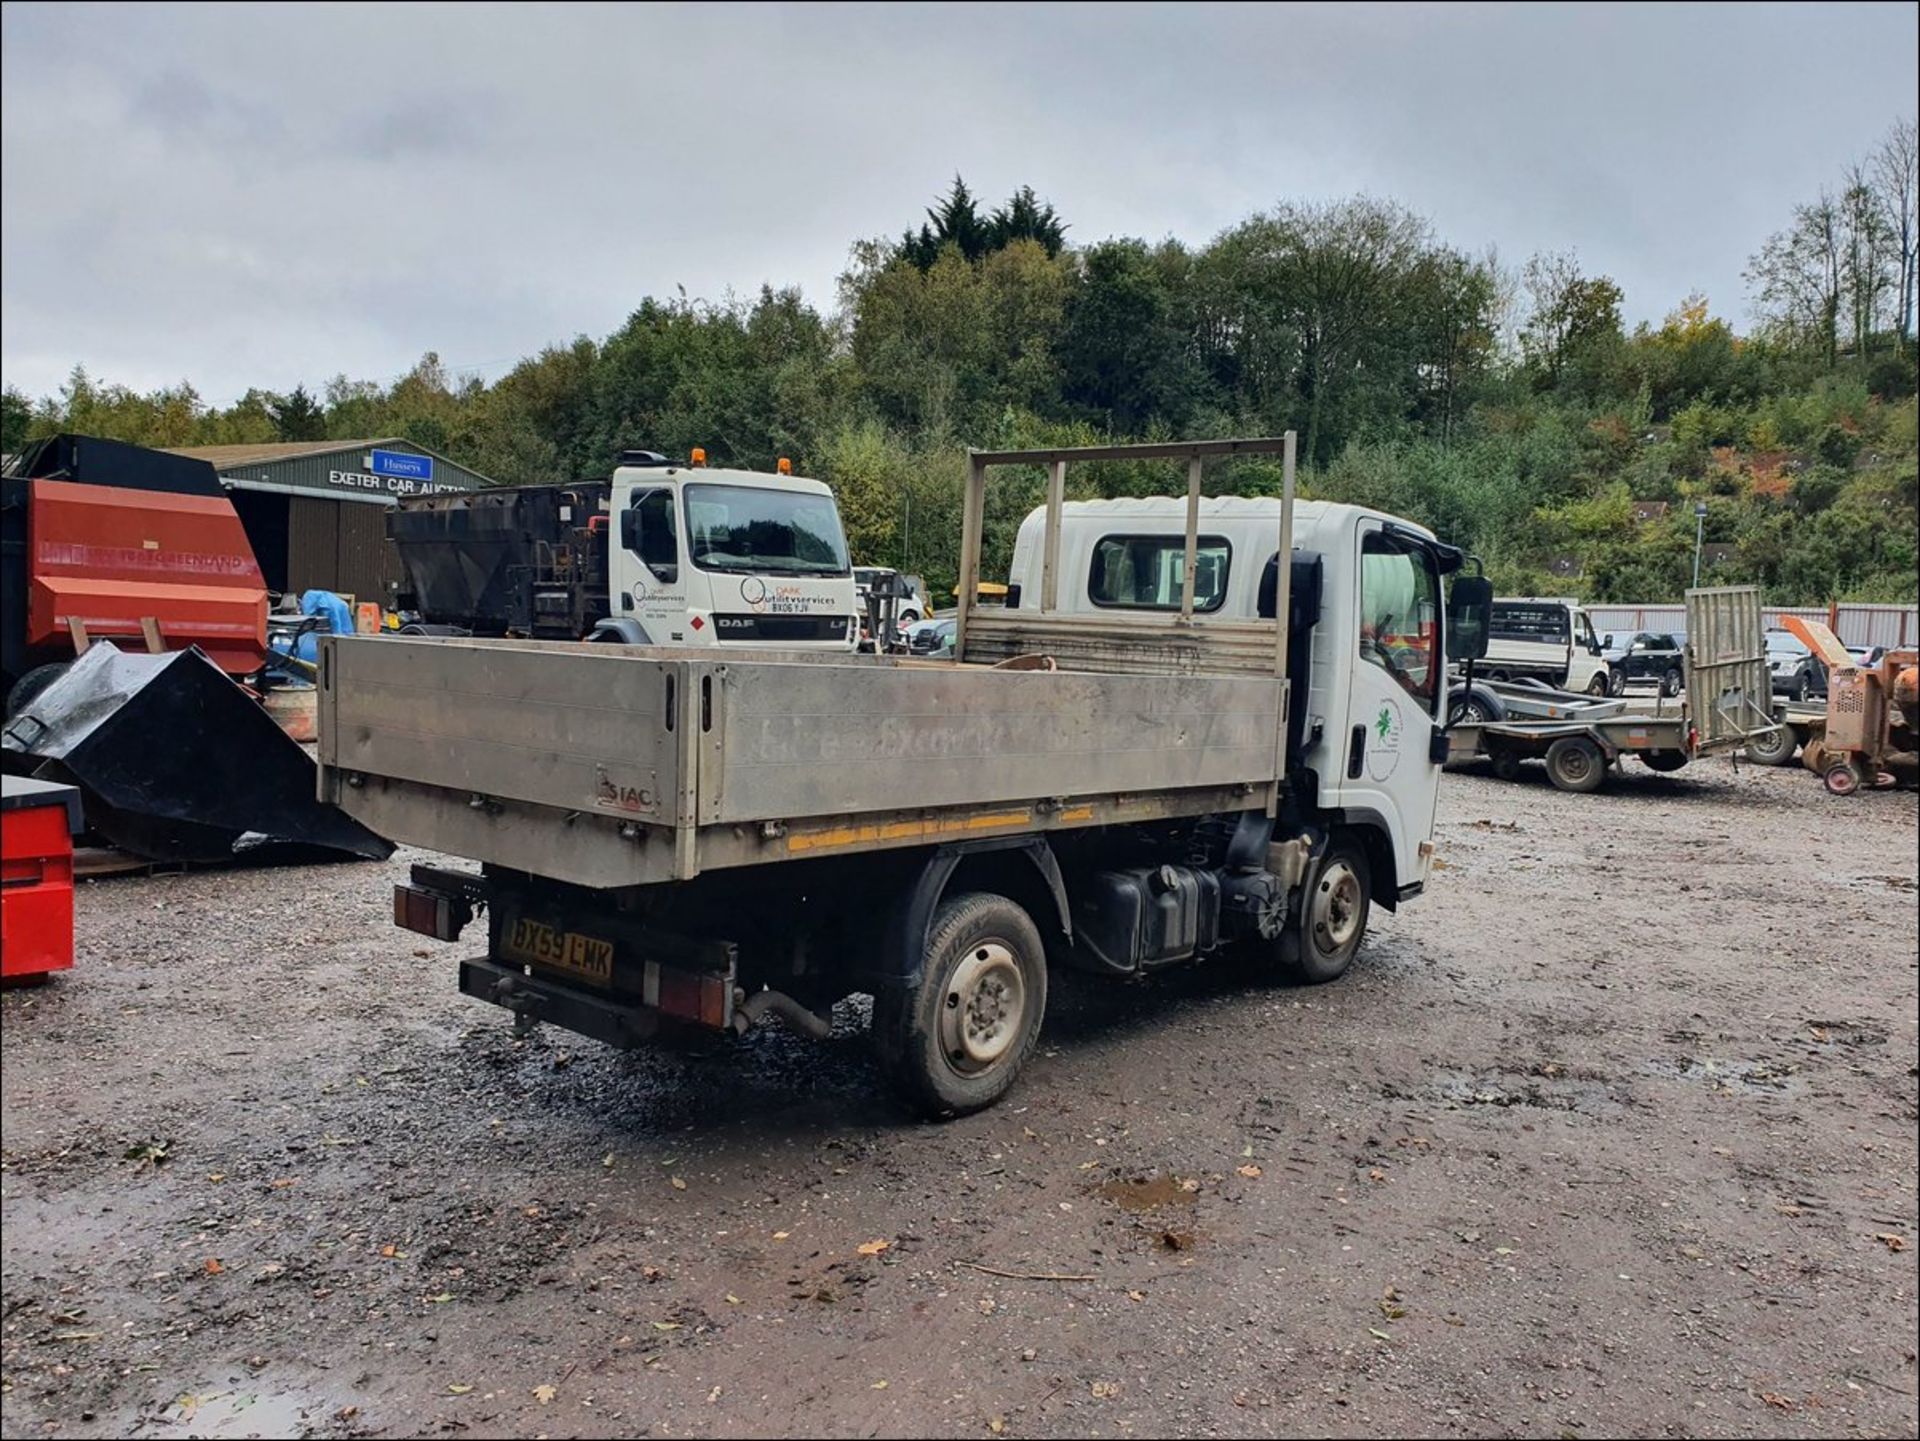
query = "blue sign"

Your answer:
(370, 449), (433, 481)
